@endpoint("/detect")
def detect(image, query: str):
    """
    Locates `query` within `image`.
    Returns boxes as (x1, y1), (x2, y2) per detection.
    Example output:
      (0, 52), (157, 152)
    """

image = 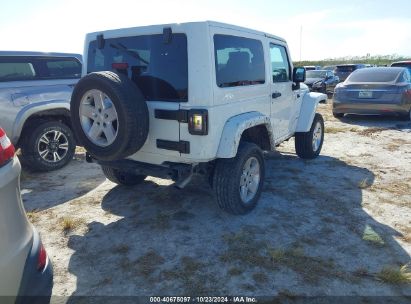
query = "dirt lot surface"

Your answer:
(21, 102), (411, 300)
